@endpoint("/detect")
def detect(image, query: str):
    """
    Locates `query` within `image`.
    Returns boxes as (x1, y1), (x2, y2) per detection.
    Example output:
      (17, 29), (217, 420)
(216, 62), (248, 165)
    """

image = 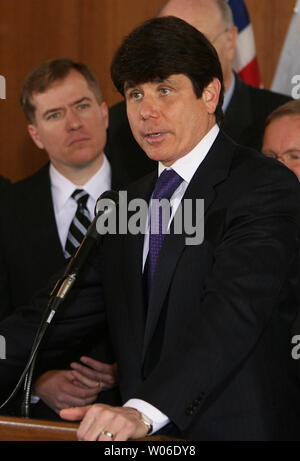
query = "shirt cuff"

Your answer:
(124, 399), (170, 435)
